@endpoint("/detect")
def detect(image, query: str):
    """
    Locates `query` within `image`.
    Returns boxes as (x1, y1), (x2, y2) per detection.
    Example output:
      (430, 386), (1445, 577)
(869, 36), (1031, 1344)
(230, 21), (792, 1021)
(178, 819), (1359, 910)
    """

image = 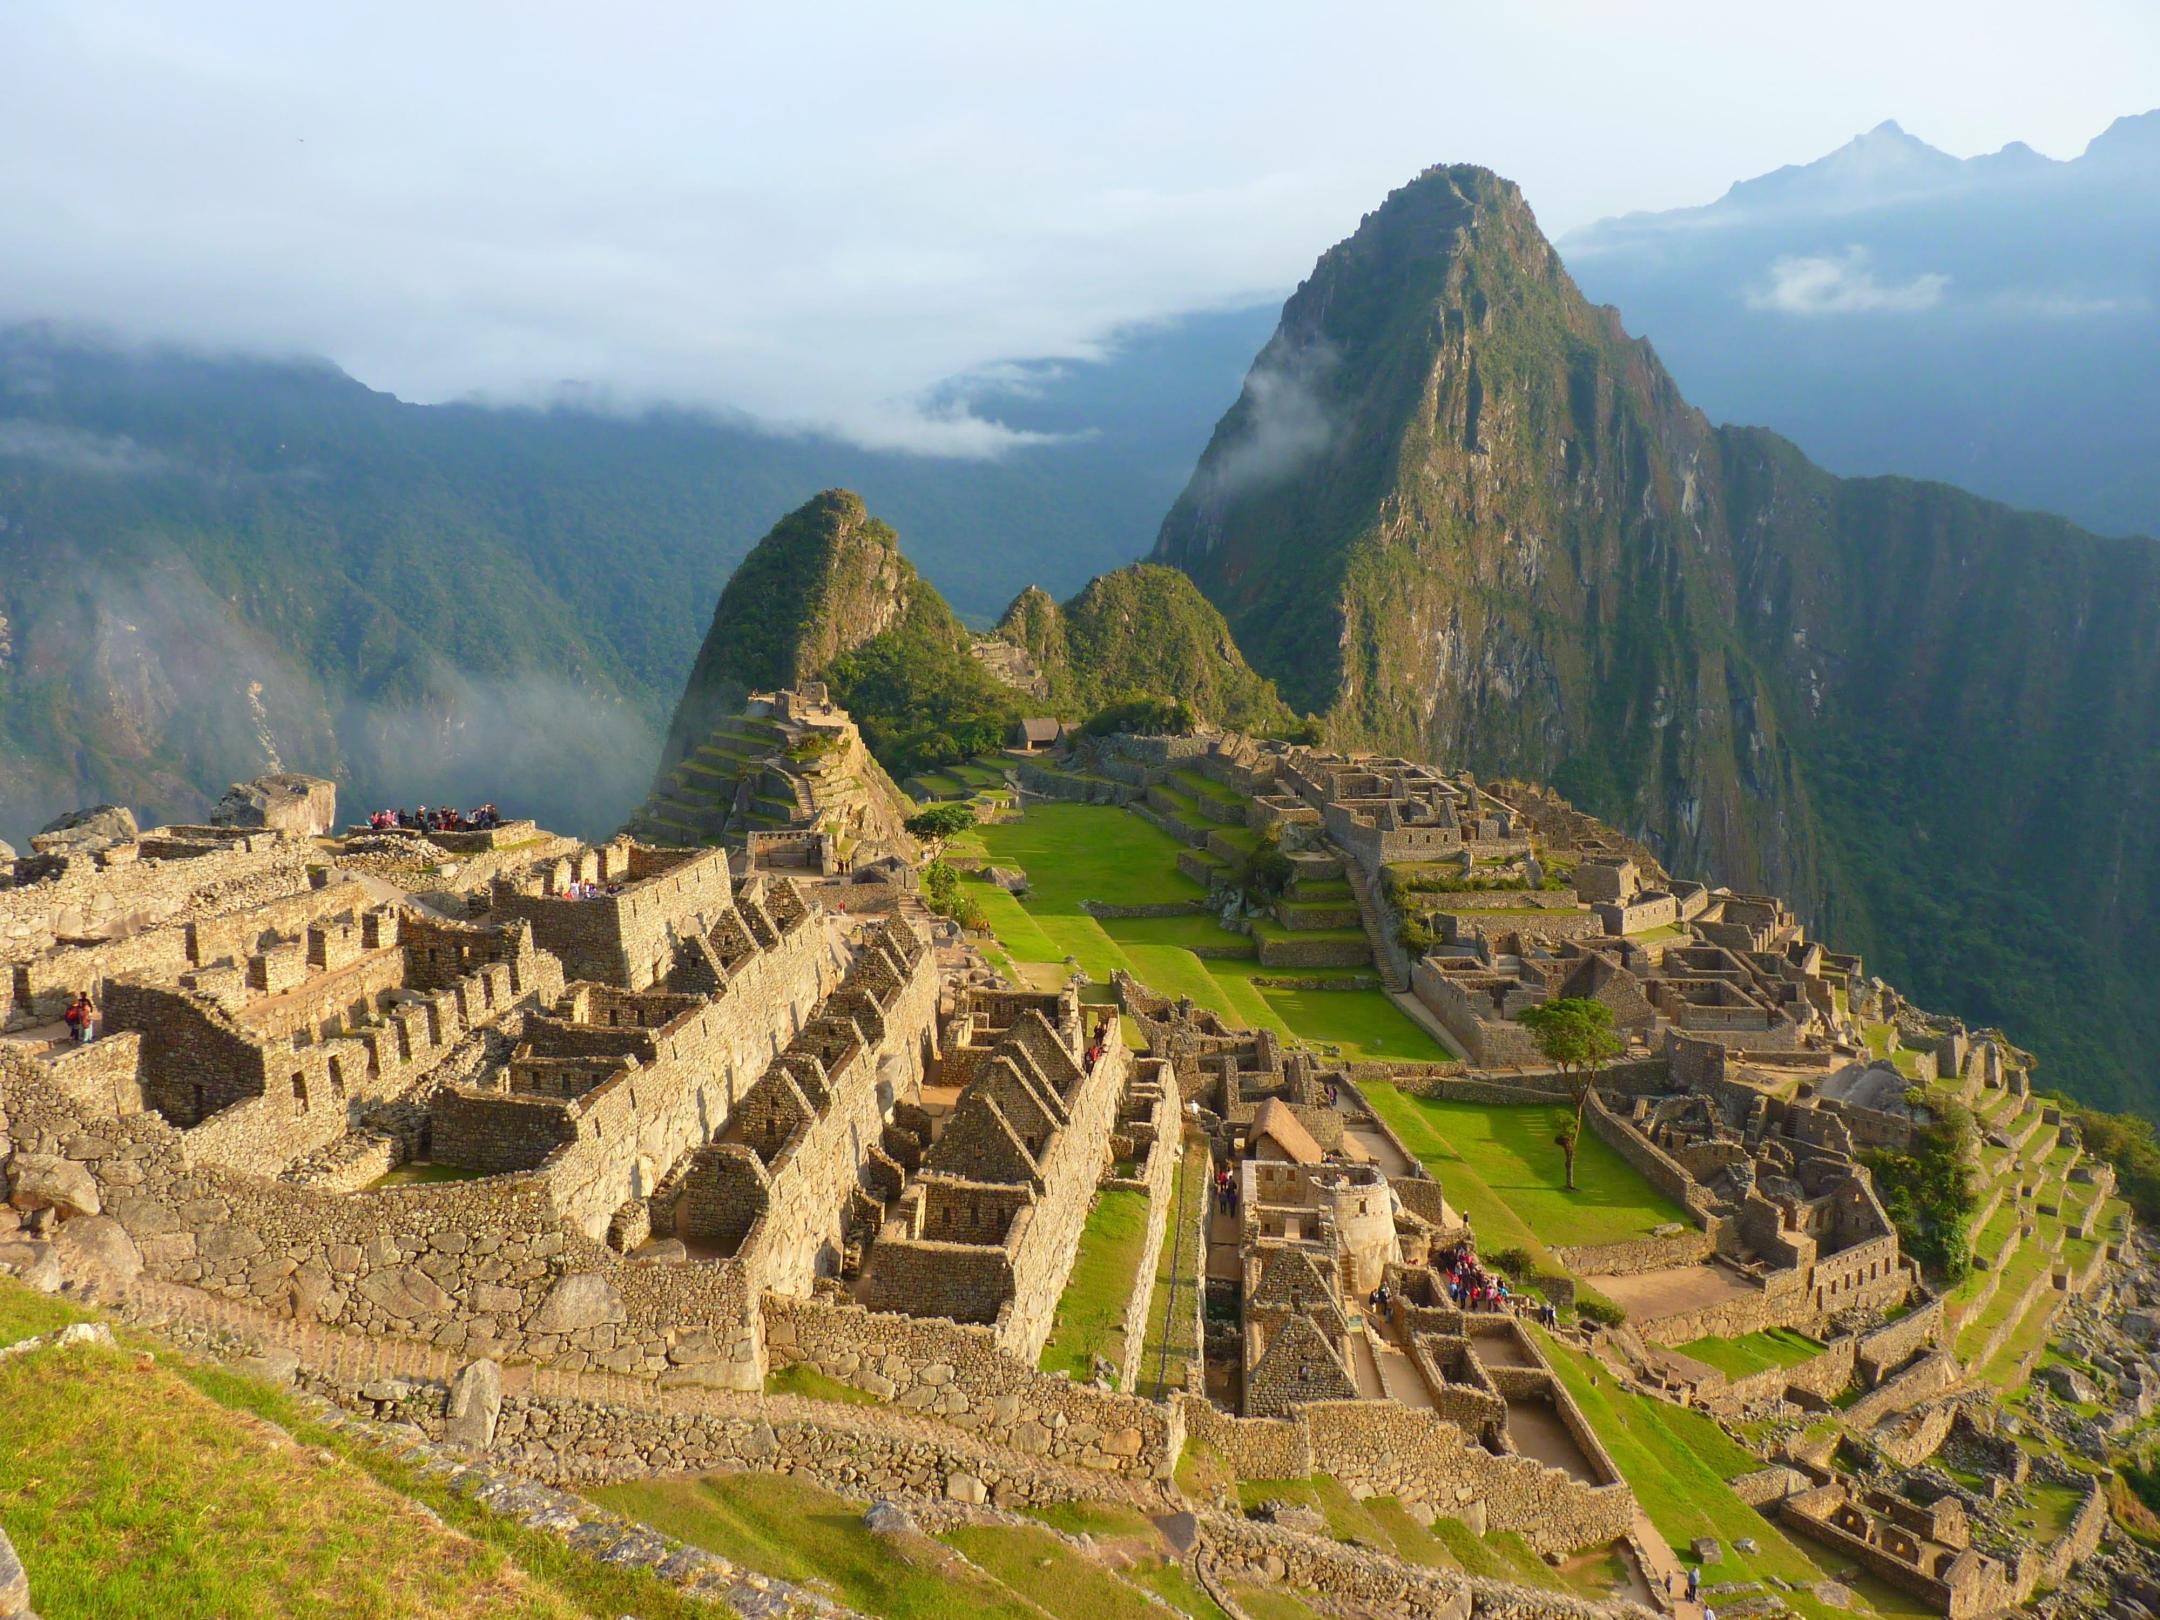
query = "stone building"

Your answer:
(861, 984), (1139, 1361)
